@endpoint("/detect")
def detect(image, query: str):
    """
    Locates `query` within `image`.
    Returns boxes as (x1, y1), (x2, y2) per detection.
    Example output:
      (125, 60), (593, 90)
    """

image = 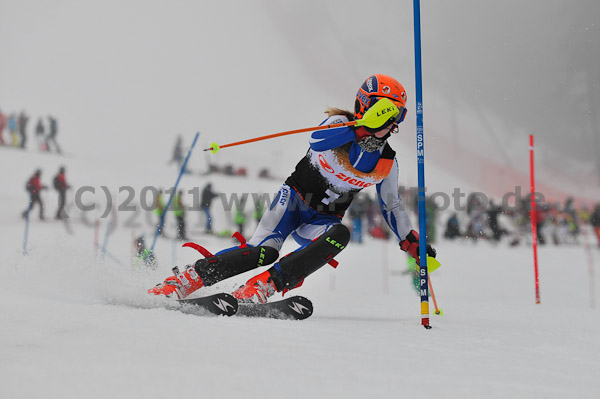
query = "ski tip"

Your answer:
(286, 296), (313, 320)
(237, 295), (313, 320)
